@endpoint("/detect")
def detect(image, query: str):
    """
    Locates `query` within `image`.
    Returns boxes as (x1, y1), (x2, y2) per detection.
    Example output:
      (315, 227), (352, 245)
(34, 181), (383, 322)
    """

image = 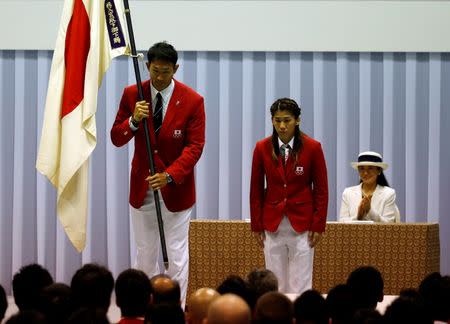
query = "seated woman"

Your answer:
(339, 151), (399, 223)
